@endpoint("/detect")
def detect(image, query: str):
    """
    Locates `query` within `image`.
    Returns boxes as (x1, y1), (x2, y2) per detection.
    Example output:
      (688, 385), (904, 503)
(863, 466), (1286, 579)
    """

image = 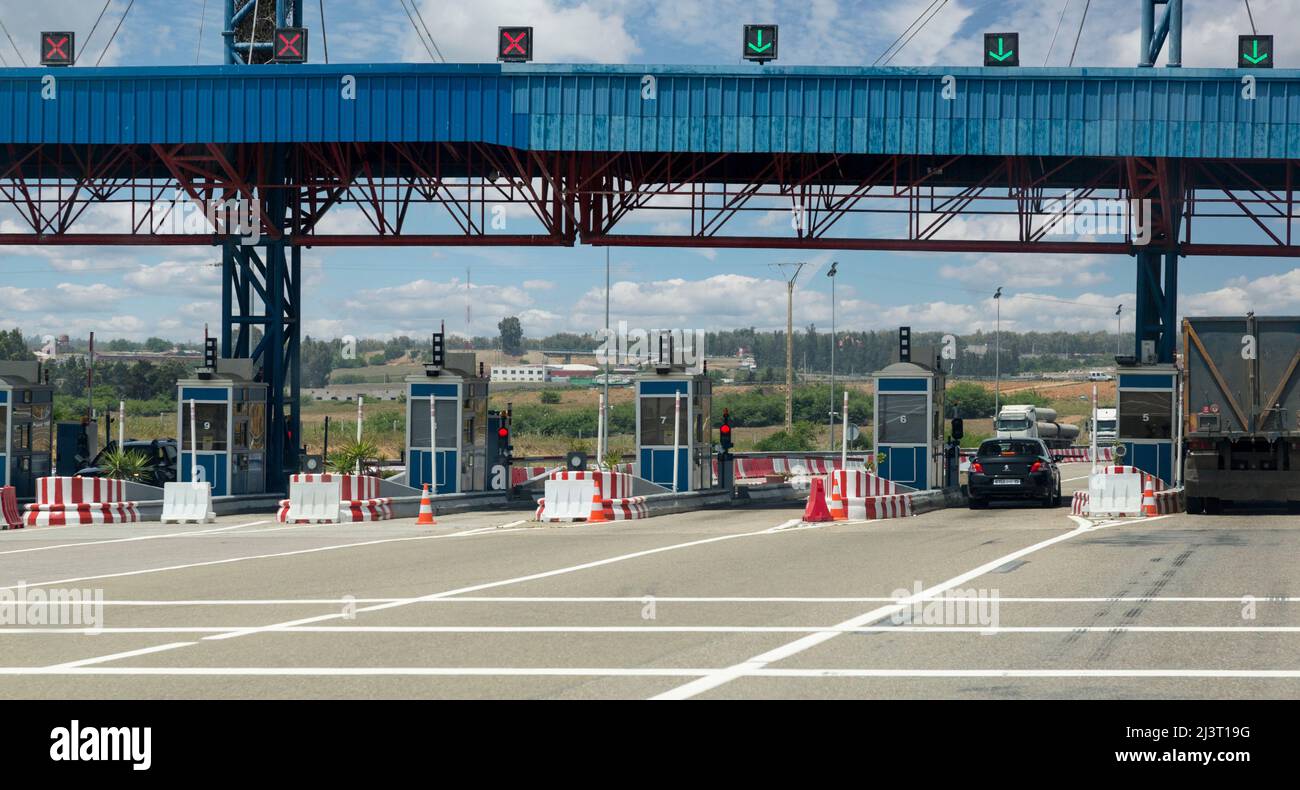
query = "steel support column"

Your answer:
(221, 143), (300, 491)
(1134, 249), (1179, 363)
